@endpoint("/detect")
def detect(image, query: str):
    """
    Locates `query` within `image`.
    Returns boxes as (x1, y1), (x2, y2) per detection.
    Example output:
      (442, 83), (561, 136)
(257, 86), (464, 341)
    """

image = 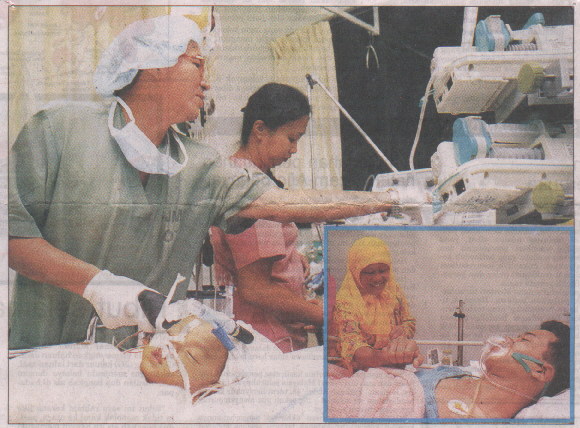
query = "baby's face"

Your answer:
(140, 315), (228, 392)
